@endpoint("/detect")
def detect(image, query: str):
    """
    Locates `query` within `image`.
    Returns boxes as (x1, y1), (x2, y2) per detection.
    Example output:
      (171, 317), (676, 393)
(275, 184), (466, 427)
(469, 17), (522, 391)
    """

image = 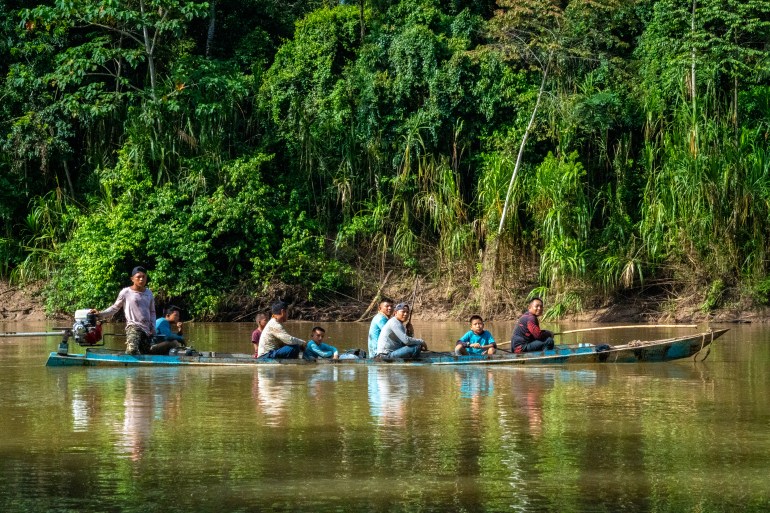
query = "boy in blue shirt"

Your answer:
(155, 305), (185, 344)
(306, 326), (339, 360)
(455, 315), (496, 356)
(151, 304), (185, 355)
